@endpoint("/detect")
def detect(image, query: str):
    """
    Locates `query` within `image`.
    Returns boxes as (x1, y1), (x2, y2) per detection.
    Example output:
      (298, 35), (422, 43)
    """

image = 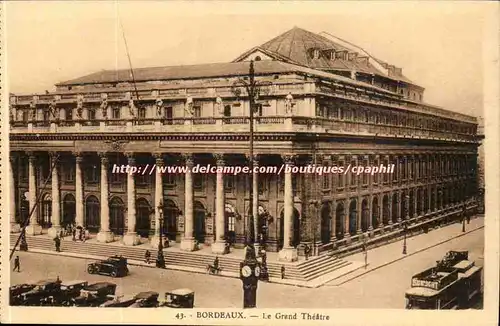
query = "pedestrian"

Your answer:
(213, 256), (219, 271)
(261, 250), (267, 266)
(79, 227), (84, 241)
(13, 255), (21, 272)
(72, 227), (76, 242)
(54, 236), (61, 252)
(304, 244), (310, 260)
(281, 265), (285, 279)
(164, 236), (170, 248)
(144, 250), (151, 264)
(59, 229), (64, 240)
(82, 228), (87, 242)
